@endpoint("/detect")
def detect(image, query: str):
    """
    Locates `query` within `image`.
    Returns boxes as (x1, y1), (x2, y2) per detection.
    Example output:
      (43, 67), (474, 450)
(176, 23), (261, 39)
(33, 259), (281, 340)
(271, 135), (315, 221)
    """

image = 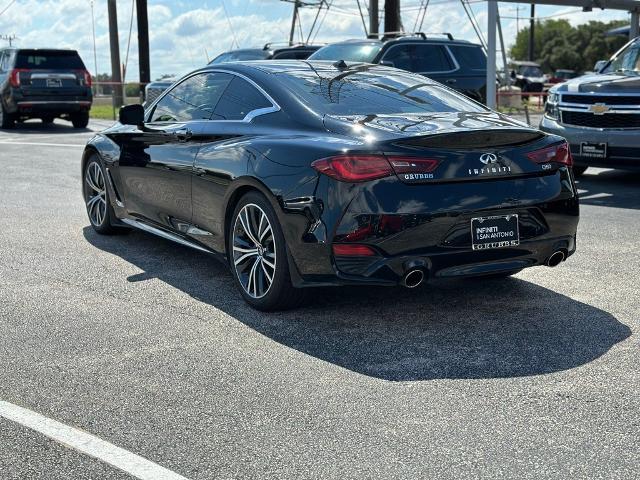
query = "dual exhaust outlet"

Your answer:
(399, 250), (566, 288)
